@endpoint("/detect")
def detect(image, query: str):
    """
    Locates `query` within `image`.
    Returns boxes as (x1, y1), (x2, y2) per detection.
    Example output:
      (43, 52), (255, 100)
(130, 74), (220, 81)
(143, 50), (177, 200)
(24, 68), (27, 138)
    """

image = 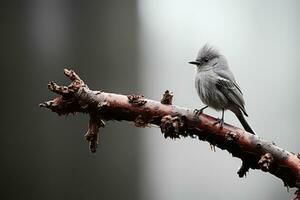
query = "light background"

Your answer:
(0, 0), (299, 199)
(138, 0), (300, 199)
